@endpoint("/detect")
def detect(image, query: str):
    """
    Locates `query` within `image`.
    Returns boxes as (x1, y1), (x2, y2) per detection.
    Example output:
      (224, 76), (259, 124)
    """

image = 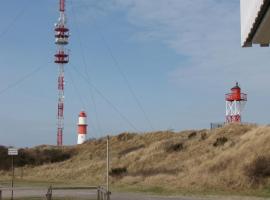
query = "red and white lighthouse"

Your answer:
(77, 111), (88, 144)
(225, 82), (247, 123)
